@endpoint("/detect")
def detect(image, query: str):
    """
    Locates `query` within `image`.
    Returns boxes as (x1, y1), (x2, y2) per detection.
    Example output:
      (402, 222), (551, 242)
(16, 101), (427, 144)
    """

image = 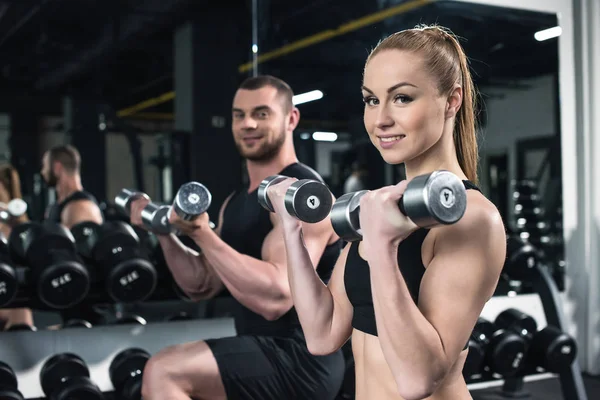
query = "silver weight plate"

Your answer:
(330, 191), (367, 242)
(284, 180), (333, 223)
